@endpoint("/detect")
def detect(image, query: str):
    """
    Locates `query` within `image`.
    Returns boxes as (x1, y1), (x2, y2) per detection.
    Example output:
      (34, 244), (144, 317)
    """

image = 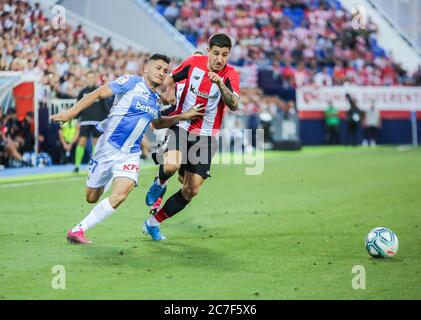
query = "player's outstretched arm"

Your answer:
(50, 85), (114, 123)
(152, 104), (205, 129)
